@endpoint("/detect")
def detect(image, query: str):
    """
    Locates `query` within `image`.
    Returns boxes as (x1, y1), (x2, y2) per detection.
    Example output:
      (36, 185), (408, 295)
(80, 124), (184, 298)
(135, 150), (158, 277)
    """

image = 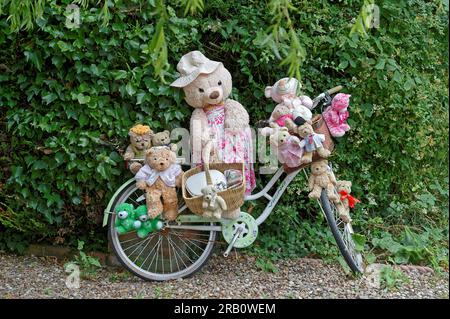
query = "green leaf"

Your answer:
(32, 160), (48, 170)
(78, 114), (88, 126)
(113, 70), (128, 80)
(125, 83), (136, 96)
(338, 60), (349, 69)
(24, 51), (42, 71)
(42, 93), (57, 104)
(136, 92), (146, 105)
(403, 77), (415, 91)
(77, 93), (91, 104)
(374, 59), (386, 70)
